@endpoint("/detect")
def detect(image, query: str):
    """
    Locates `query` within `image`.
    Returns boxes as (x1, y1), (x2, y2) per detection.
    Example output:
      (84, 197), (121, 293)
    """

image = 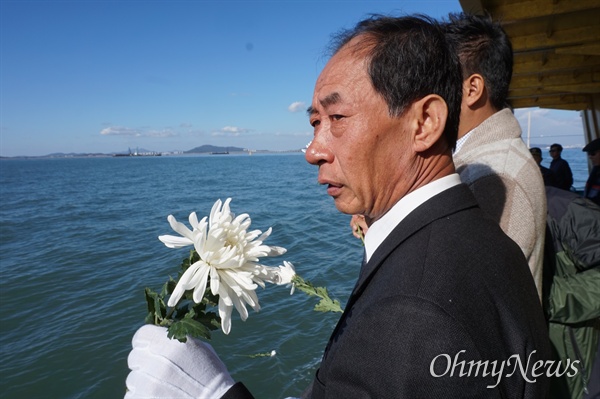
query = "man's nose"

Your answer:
(305, 138), (333, 166)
